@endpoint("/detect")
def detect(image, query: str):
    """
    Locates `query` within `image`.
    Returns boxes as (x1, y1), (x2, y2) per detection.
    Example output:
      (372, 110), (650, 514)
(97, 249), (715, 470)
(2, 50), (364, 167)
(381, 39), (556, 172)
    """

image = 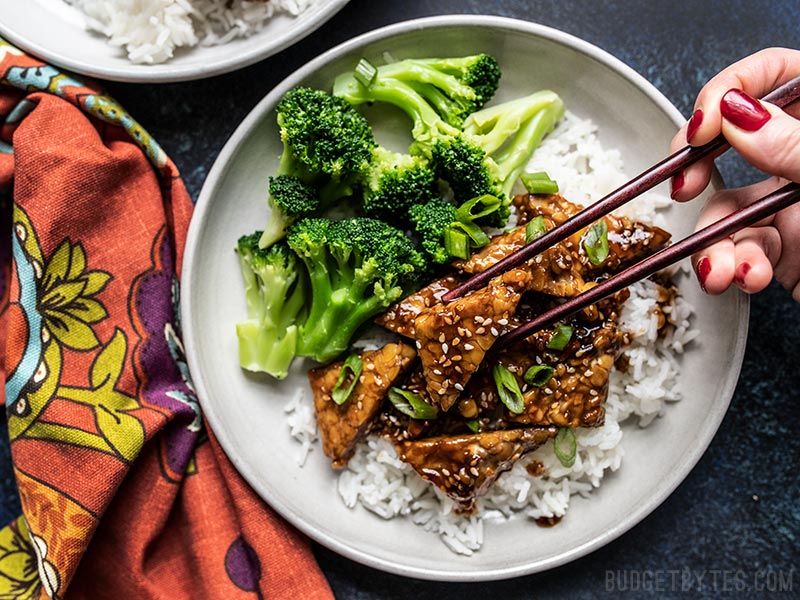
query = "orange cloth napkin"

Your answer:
(0, 41), (334, 599)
